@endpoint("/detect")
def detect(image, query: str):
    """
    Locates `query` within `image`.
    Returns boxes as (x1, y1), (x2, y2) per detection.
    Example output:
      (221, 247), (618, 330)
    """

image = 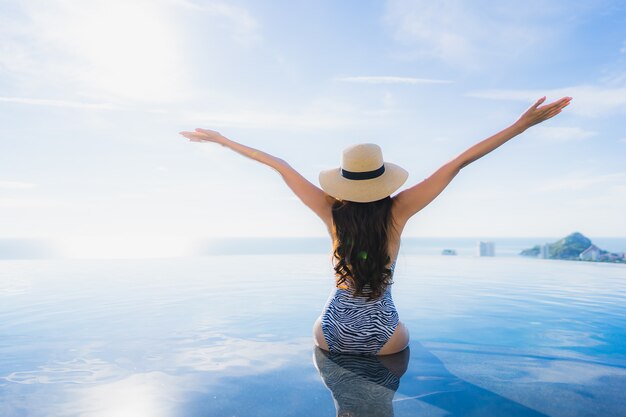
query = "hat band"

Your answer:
(341, 164), (385, 180)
